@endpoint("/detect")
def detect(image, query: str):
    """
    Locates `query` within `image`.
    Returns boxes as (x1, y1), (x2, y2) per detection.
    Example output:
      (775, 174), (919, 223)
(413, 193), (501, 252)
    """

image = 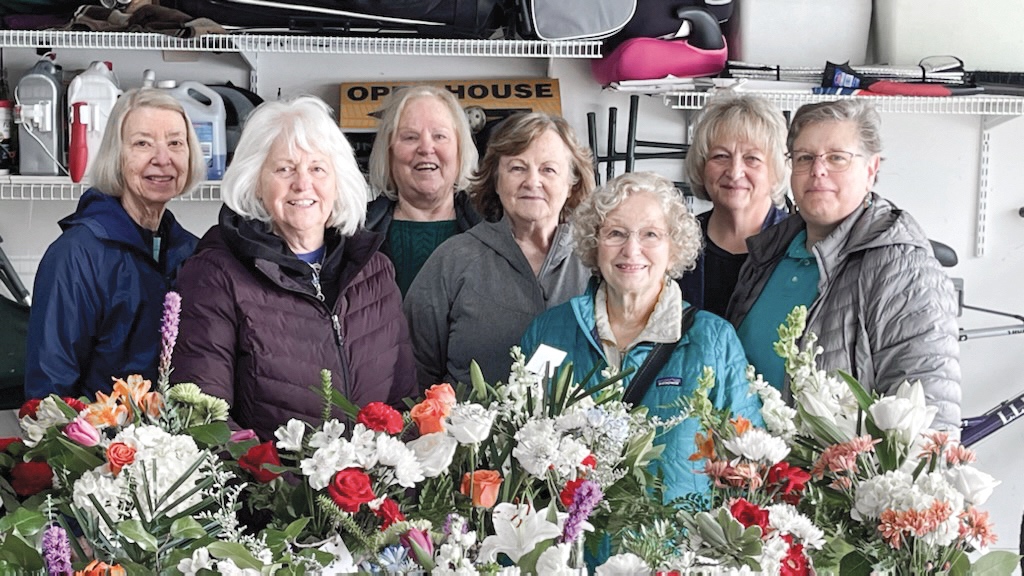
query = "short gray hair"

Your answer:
(685, 94), (789, 205)
(220, 96), (368, 236)
(787, 99), (883, 156)
(367, 85), (478, 201)
(573, 171), (701, 279)
(90, 87), (207, 198)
